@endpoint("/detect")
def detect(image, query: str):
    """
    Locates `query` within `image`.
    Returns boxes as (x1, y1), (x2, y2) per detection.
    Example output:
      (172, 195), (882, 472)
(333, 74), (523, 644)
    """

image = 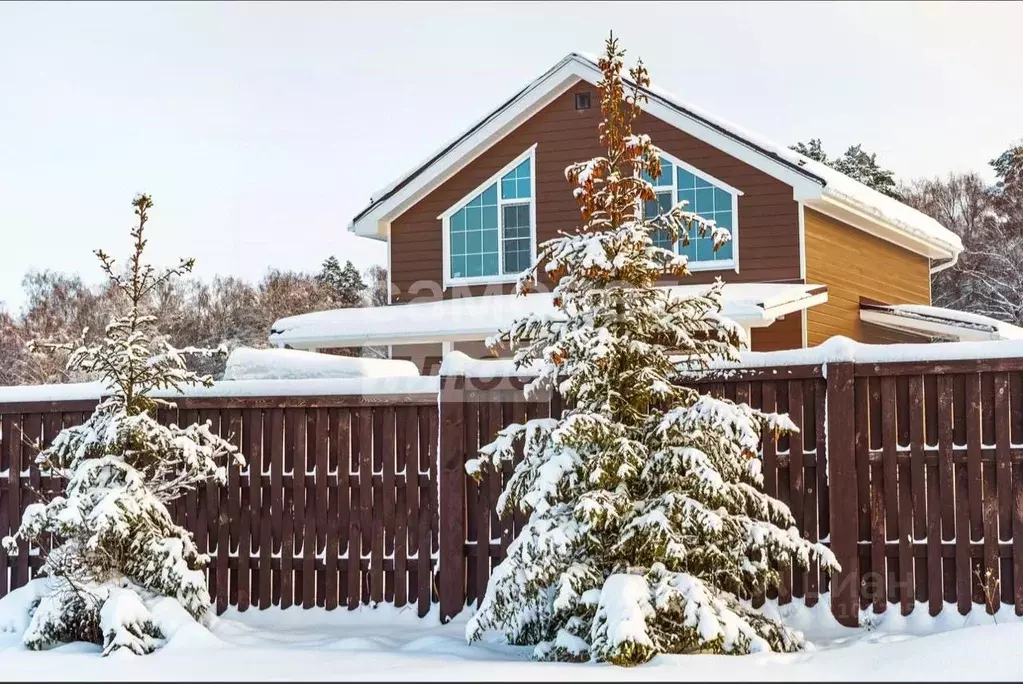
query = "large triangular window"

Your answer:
(641, 152), (742, 271)
(441, 145), (536, 286)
